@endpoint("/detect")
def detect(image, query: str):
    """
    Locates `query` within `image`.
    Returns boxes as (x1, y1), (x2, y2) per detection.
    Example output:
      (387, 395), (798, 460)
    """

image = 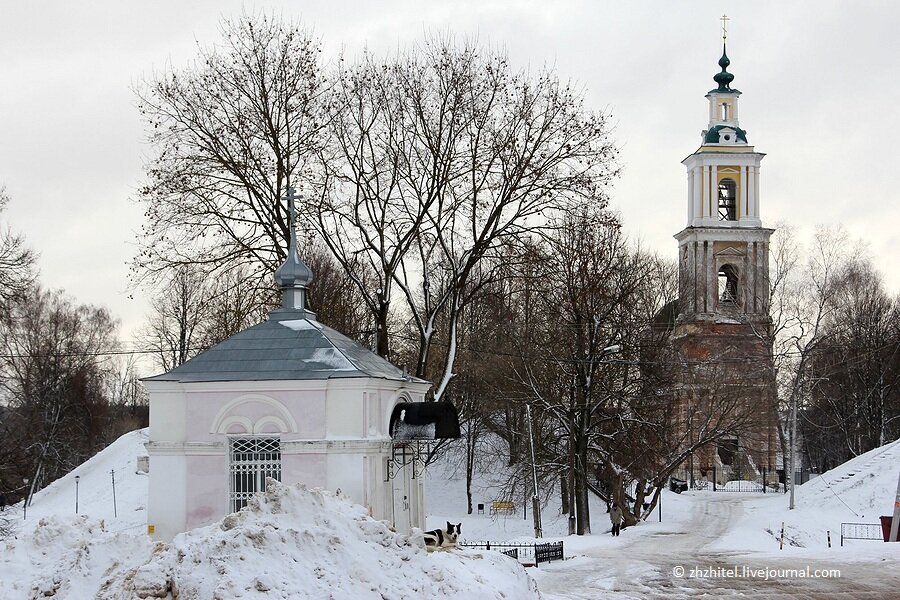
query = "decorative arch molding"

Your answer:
(210, 394), (299, 435)
(384, 390), (414, 435)
(254, 415), (290, 434)
(220, 416), (253, 434)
